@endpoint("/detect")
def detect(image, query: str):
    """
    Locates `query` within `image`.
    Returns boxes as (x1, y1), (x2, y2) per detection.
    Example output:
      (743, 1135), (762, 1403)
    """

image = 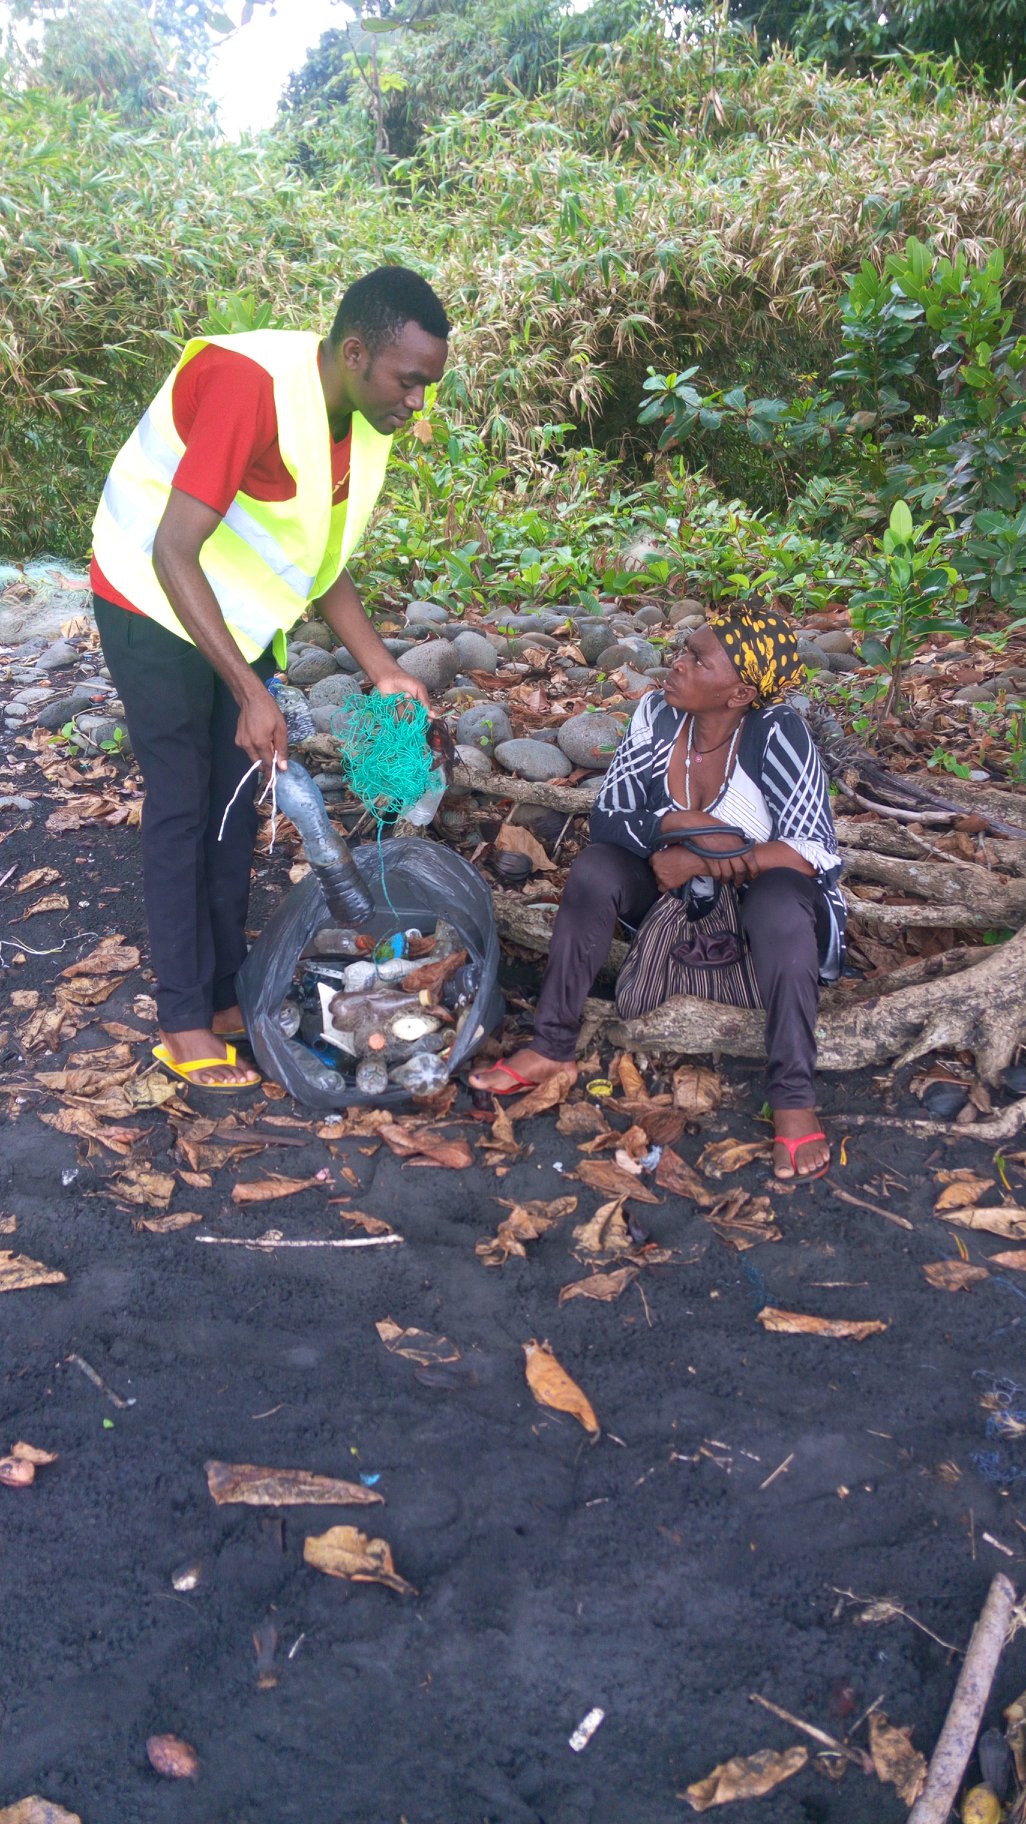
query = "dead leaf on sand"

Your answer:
(504, 1070), (576, 1120)
(705, 1193), (781, 1251)
(231, 1173), (324, 1204)
(922, 1260), (989, 1291)
(495, 821), (555, 872)
(559, 1266), (638, 1305)
(936, 1205), (1026, 1242)
(672, 1065), (722, 1117)
(304, 1524), (415, 1593)
(476, 1195), (576, 1266)
(61, 936), (140, 977)
(757, 1306), (887, 1341)
(40, 1109), (149, 1156)
(0, 1441), (59, 1487)
(476, 1106), (521, 1160)
(56, 972), (126, 1007)
(10, 990), (39, 1010)
(108, 1167), (176, 1210)
(523, 1338), (600, 1440)
(377, 1122), (474, 1169)
(206, 1460), (383, 1507)
(133, 1211), (203, 1234)
(337, 1209), (395, 1237)
(146, 1734), (199, 1779)
(573, 1158), (660, 1204)
(616, 1053), (646, 1099)
(933, 1175), (995, 1211)
(0, 1251), (67, 1293)
(15, 867), (61, 894)
(989, 1248), (1026, 1271)
(868, 1713), (926, 1805)
(376, 1317), (460, 1366)
(681, 1745), (808, 1811)
(0, 1802), (83, 1824)
(21, 1005), (77, 1053)
(573, 1197), (633, 1257)
(557, 1102), (609, 1140)
(18, 893), (68, 920)
(656, 1148), (717, 1206)
(698, 1138), (773, 1177)
(0, 1215), (15, 1234)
